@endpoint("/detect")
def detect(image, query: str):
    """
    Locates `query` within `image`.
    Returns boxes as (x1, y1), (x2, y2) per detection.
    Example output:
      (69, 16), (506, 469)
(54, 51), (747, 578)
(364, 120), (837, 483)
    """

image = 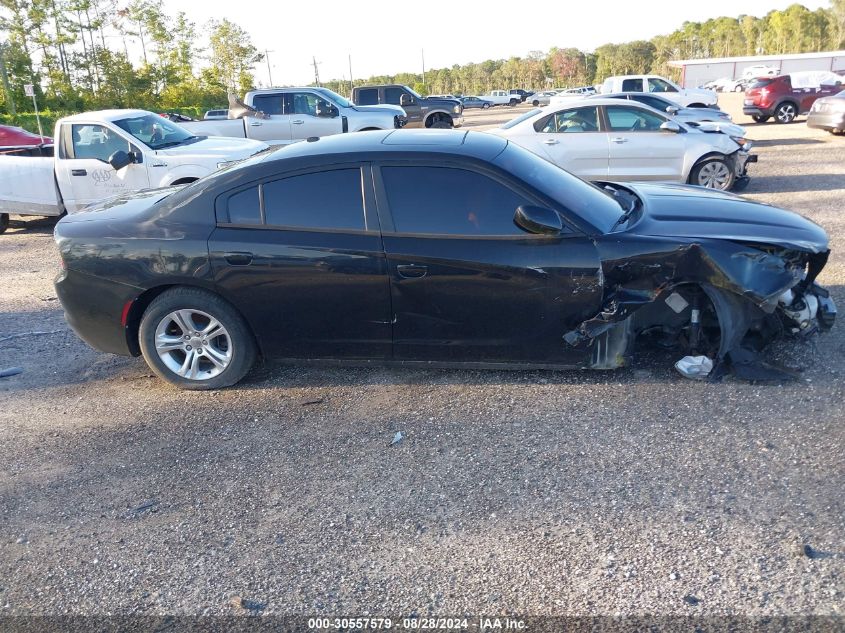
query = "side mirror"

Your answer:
(400, 94), (412, 106)
(315, 103), (338, 118)
(108, 149), (133, 170)
(514, 205), (562, 235)
(660, 121), (681, 133)
(665, 105), (680, 115)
